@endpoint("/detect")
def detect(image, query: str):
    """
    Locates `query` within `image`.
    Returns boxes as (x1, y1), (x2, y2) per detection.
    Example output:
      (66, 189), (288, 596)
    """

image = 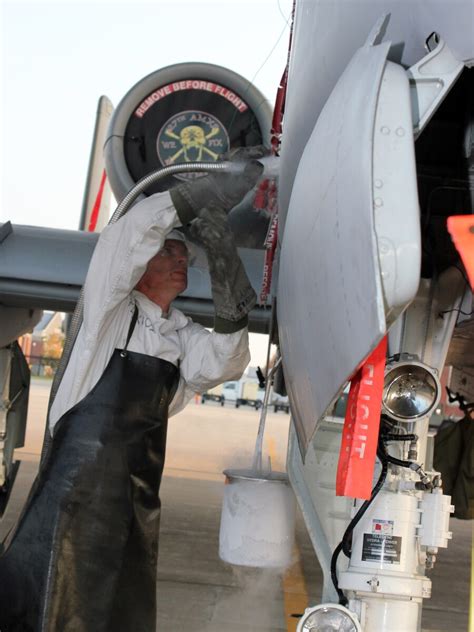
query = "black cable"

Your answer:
(330, 542), (348, 607)
(330, 438), (388, 605)
(434, 252), (471, 307)
(341, 442), (389, 557)
(380, 418), (418, 443)
(439, 307), (474, 318)
(383, 452), (413, 469)
(382, 433), (418, 442)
